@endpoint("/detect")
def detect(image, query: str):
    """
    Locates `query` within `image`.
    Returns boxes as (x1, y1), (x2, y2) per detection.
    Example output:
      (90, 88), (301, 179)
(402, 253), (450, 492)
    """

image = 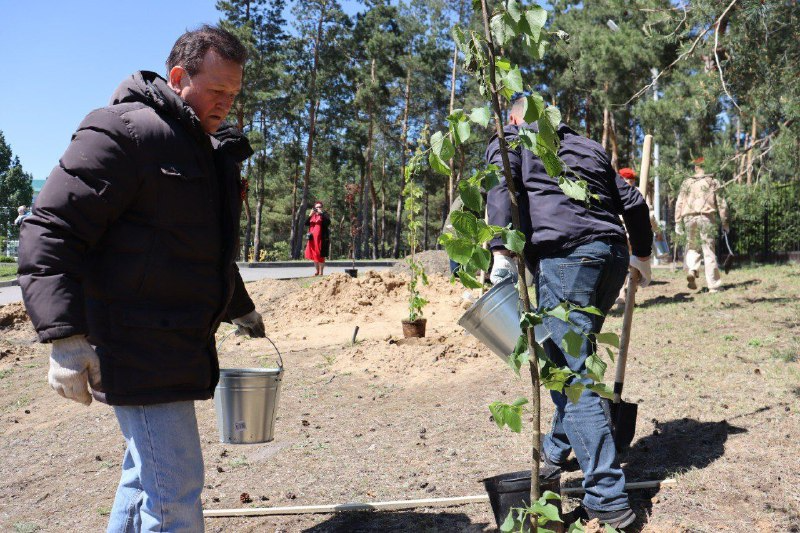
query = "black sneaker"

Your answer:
(584, 506), (636, 529)
(687, 270), (698, 290)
